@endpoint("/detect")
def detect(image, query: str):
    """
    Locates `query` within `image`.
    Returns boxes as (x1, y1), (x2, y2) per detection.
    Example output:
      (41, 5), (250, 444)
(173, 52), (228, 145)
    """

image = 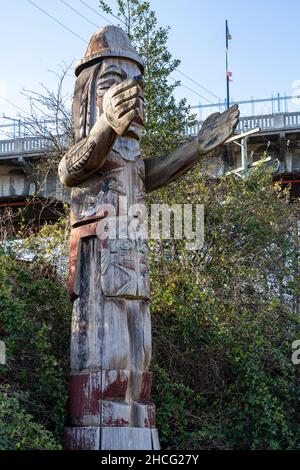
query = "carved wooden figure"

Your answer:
(59, 25), (239, 450)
